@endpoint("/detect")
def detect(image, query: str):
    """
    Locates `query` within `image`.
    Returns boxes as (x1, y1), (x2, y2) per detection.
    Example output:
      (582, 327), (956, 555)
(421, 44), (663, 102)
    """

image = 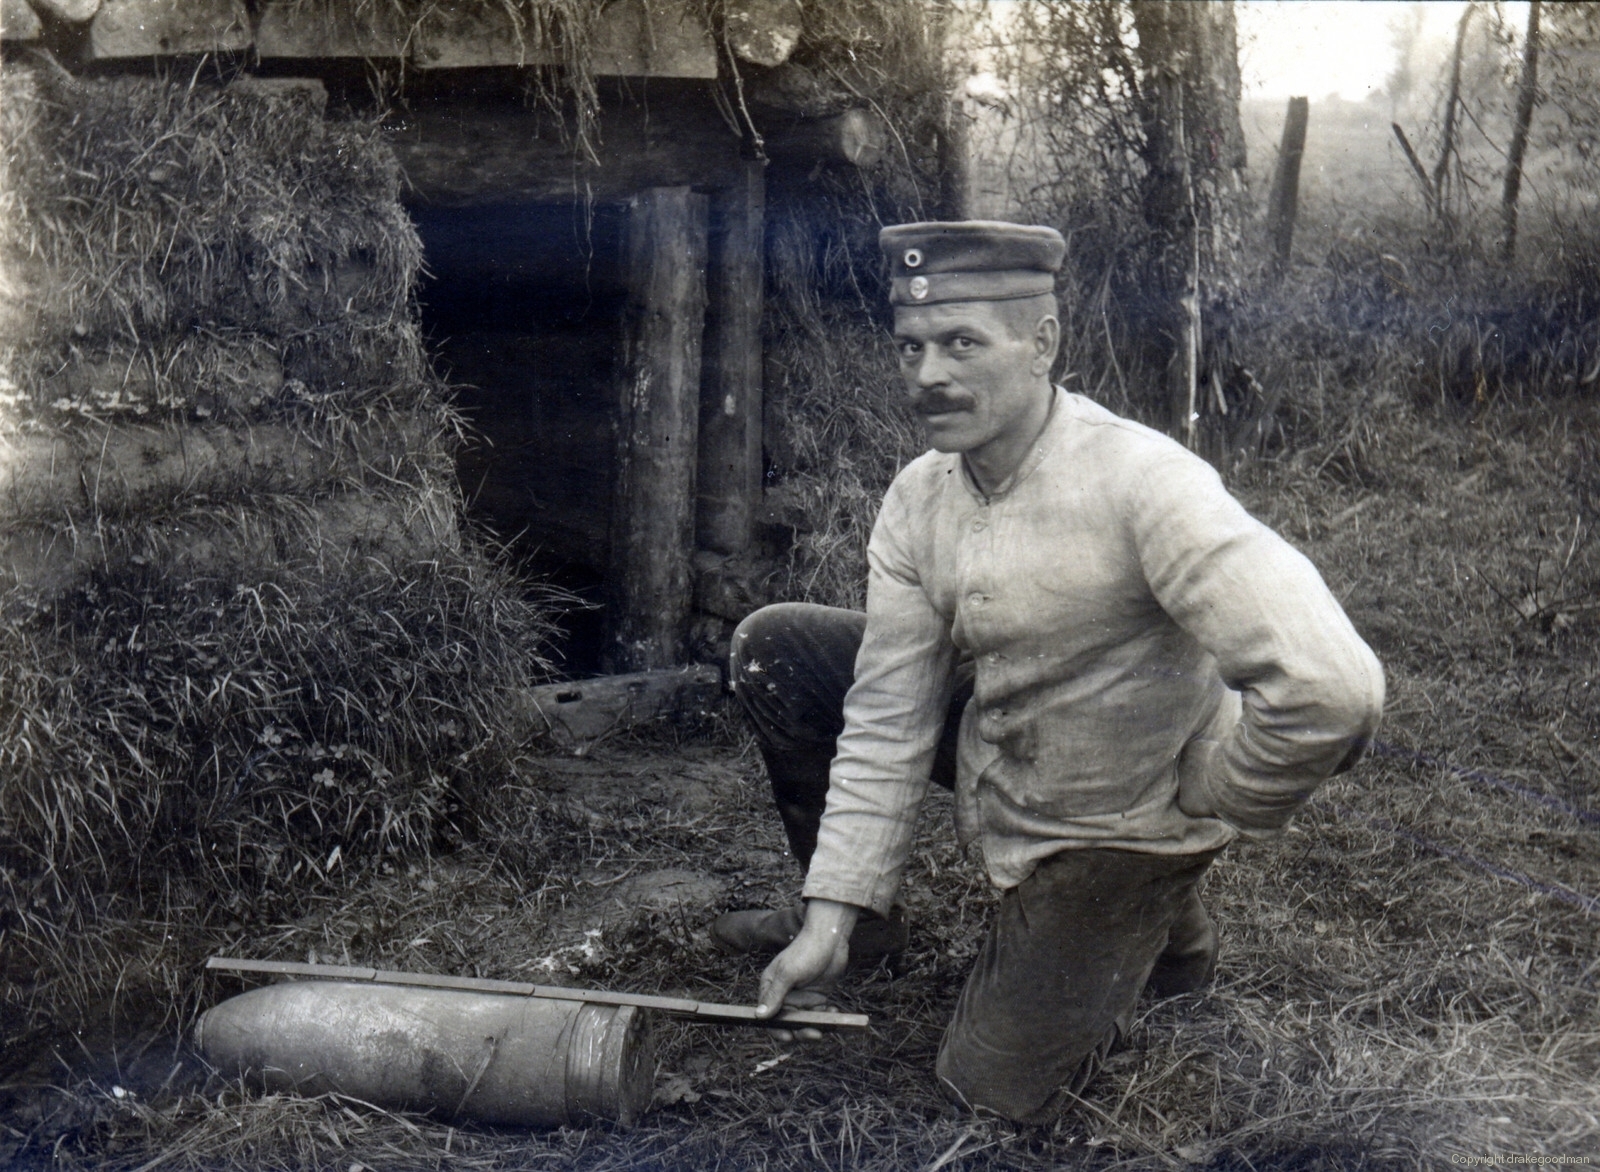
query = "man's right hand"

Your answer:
(755, 898), (860, 1033)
